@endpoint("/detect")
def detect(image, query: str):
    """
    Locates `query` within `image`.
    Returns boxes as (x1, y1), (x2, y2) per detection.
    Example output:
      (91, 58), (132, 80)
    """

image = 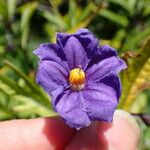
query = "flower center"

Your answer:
(69, 68), (85, 91)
